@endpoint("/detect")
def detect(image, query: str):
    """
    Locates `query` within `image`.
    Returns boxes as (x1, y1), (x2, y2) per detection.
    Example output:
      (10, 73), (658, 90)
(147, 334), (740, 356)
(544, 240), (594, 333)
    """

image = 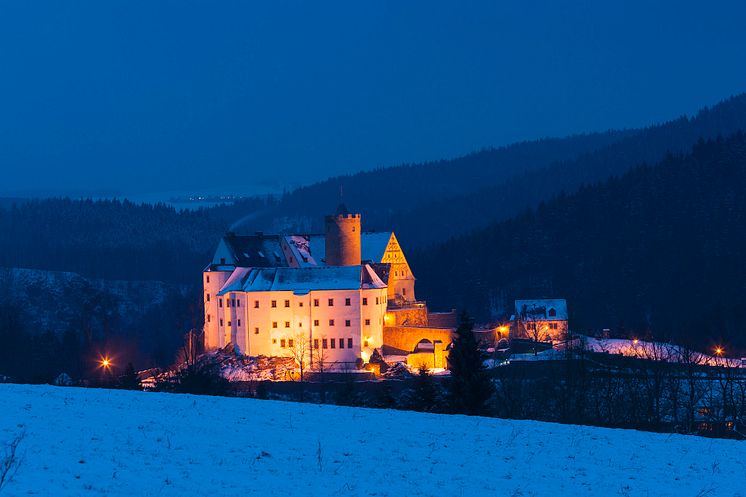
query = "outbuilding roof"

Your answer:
(515, 299), (568, 321)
